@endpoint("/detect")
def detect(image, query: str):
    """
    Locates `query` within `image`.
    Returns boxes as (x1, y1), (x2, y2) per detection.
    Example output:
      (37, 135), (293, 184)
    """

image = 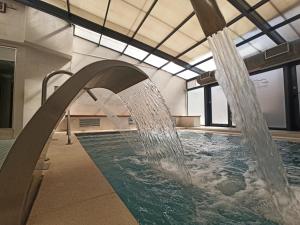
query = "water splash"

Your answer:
(208, 28), (300, 224)
(119, 79), (191, 183)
